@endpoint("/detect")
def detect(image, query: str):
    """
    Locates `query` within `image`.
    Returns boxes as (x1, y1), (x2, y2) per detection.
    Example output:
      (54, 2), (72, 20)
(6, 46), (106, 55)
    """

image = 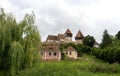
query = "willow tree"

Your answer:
(0, 8), (41, 76)
(9, 41), (24, 76)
